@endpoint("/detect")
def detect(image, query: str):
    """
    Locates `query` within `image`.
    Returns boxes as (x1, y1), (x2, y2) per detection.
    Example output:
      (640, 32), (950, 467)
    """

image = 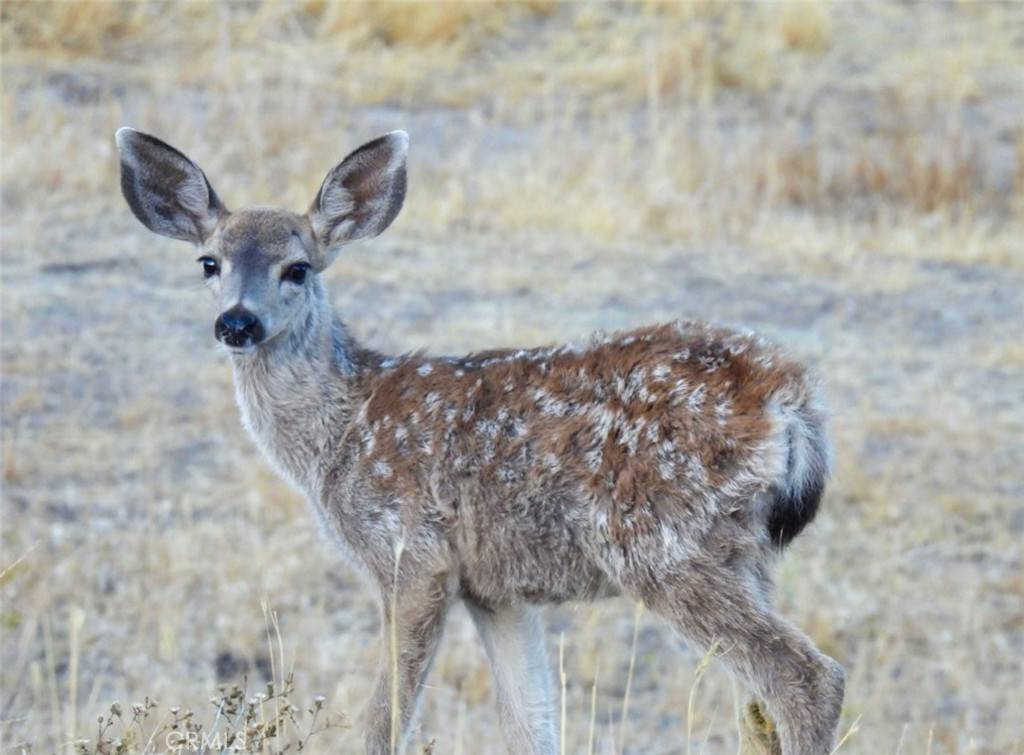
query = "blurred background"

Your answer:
(2, 2), (1022, 753)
